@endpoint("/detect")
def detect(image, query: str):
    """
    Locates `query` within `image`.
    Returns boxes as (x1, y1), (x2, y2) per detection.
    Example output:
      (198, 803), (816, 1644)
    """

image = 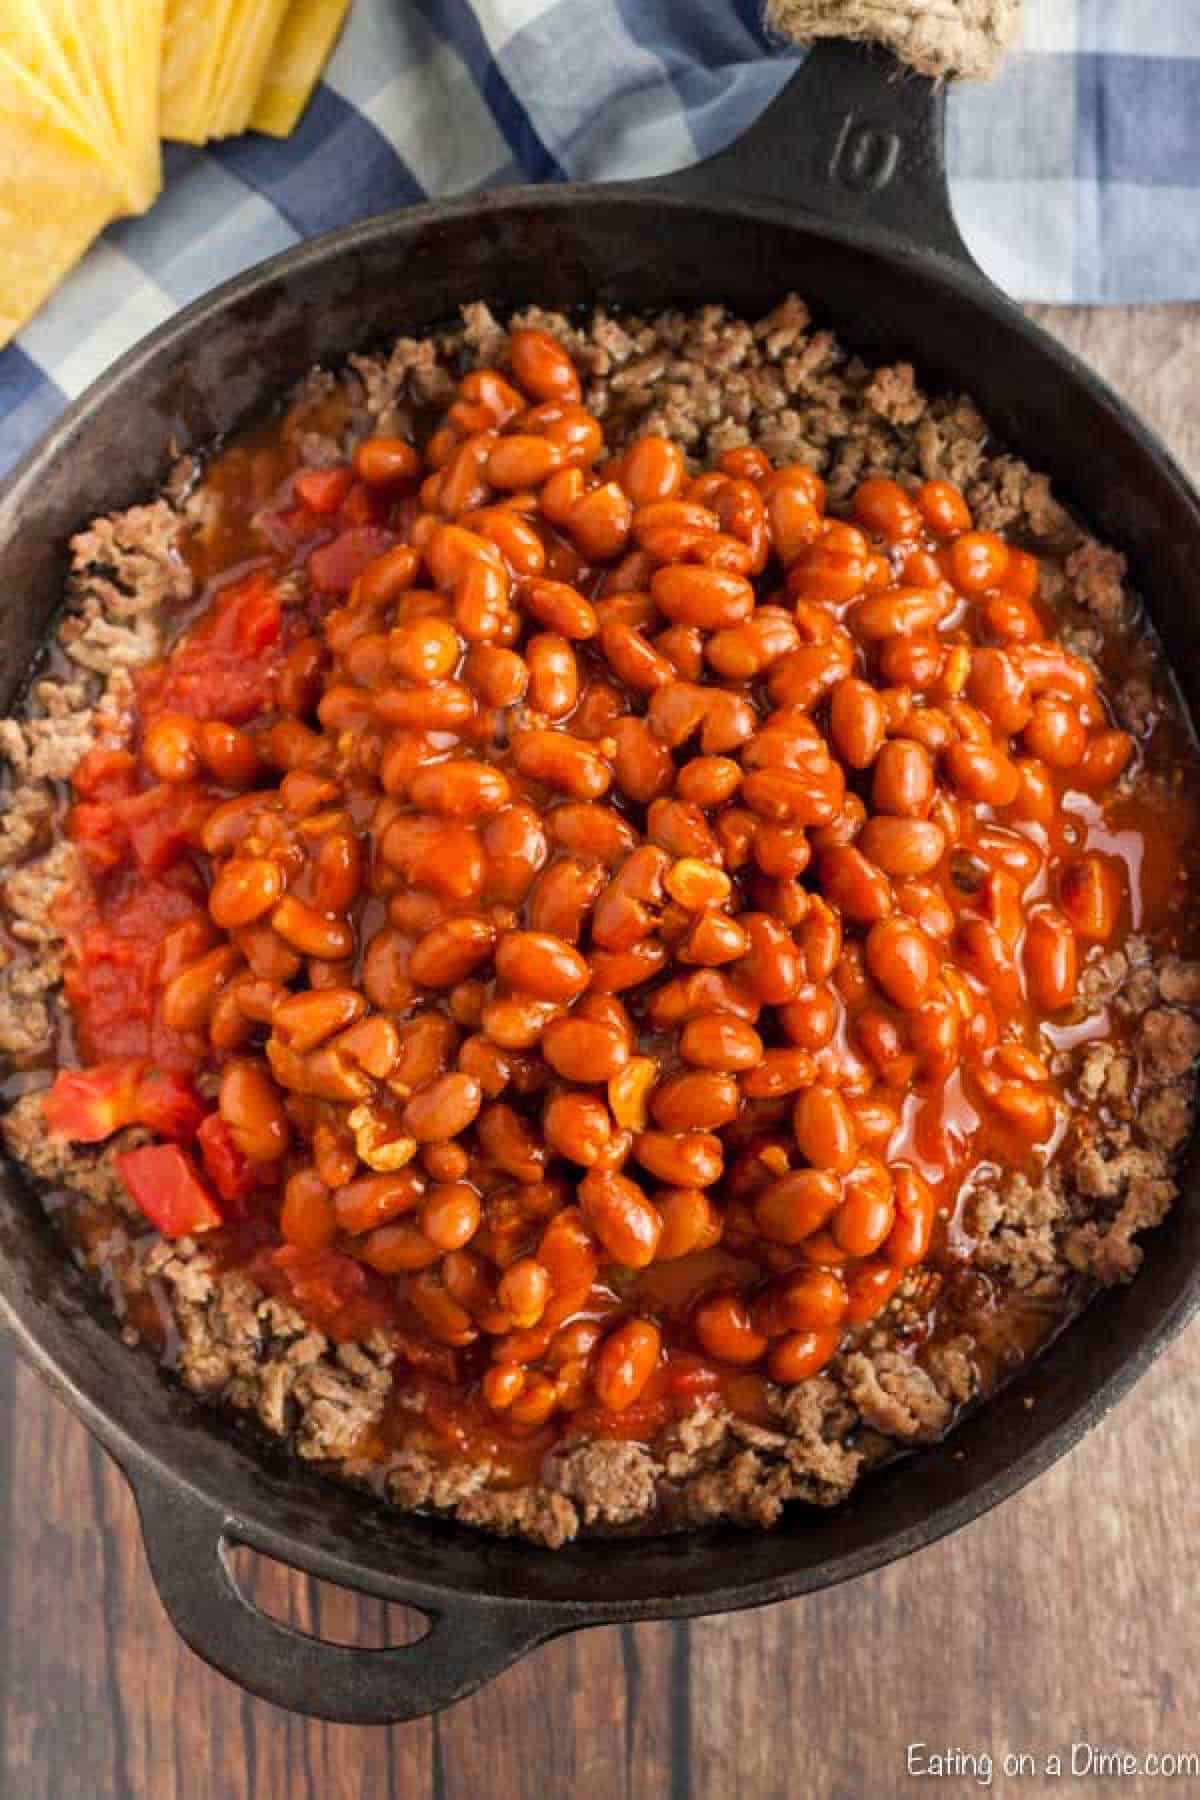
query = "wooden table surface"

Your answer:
(4, 303), (1200, 1800)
